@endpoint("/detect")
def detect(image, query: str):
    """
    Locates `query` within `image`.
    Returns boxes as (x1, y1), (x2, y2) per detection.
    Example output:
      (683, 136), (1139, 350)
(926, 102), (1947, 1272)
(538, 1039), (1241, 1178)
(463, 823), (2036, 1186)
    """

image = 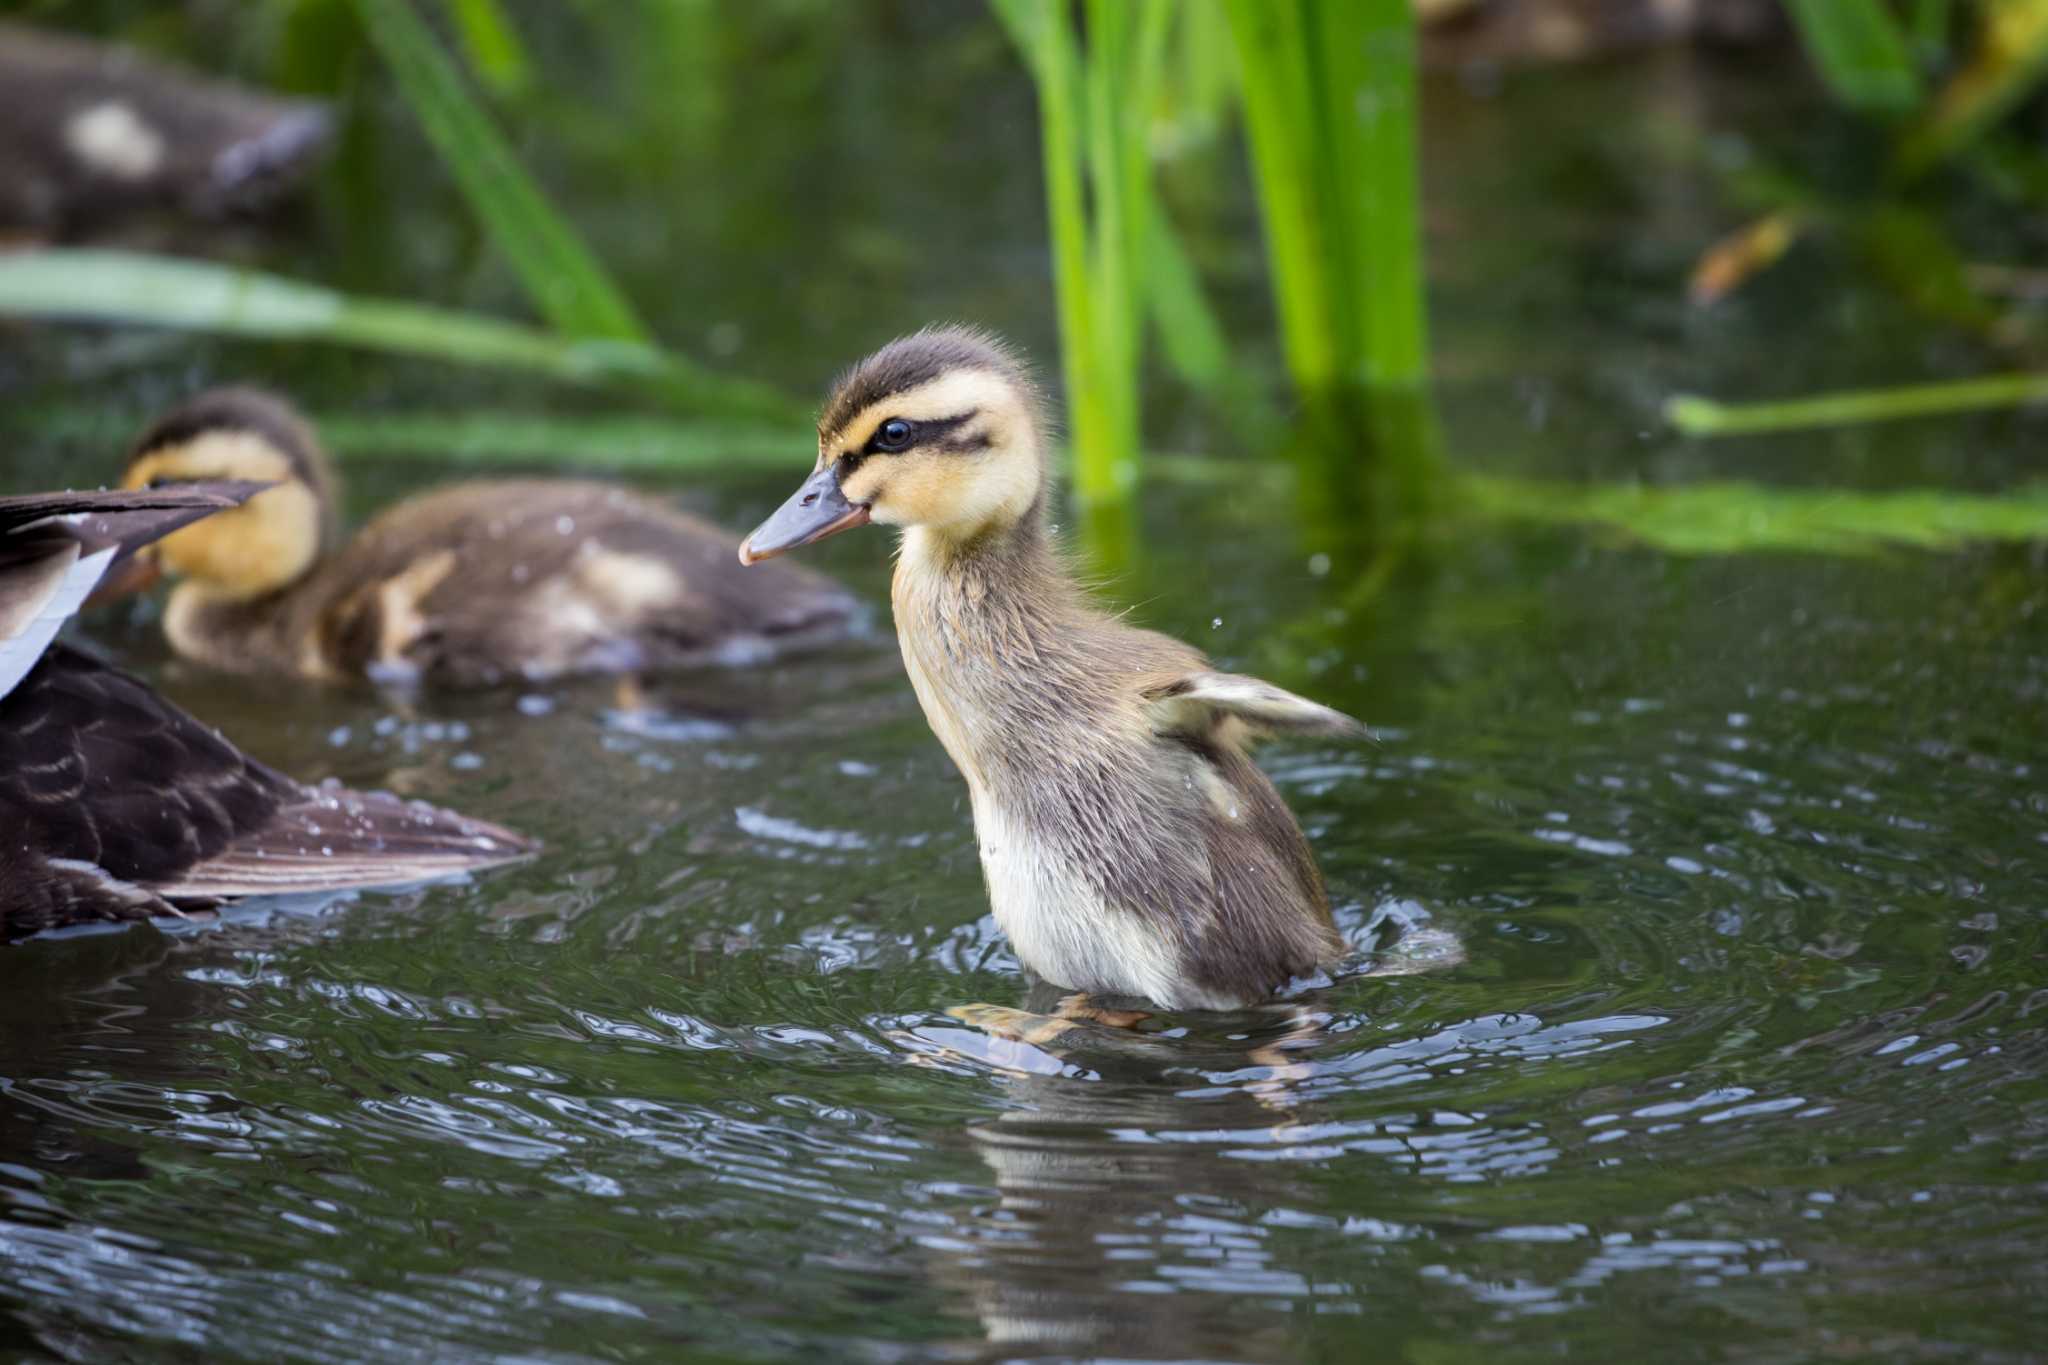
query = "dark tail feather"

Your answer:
(150, 780), (534, 899)
(0, 482), (272, 543)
